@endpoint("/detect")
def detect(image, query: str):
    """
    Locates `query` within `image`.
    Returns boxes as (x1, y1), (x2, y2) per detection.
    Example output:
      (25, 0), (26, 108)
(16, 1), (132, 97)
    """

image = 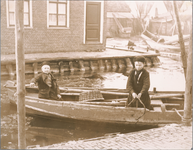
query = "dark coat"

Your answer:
(31, 73), (60, 100)
(126, 68), (151, 109)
